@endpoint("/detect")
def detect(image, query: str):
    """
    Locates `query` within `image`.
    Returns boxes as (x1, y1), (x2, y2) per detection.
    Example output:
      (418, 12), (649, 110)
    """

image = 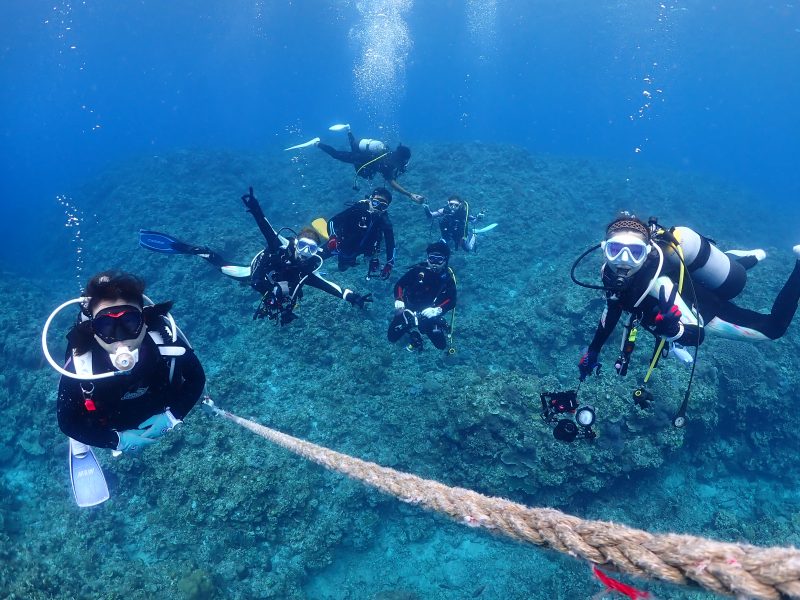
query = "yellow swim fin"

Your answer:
(311, 217), (329, 241)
